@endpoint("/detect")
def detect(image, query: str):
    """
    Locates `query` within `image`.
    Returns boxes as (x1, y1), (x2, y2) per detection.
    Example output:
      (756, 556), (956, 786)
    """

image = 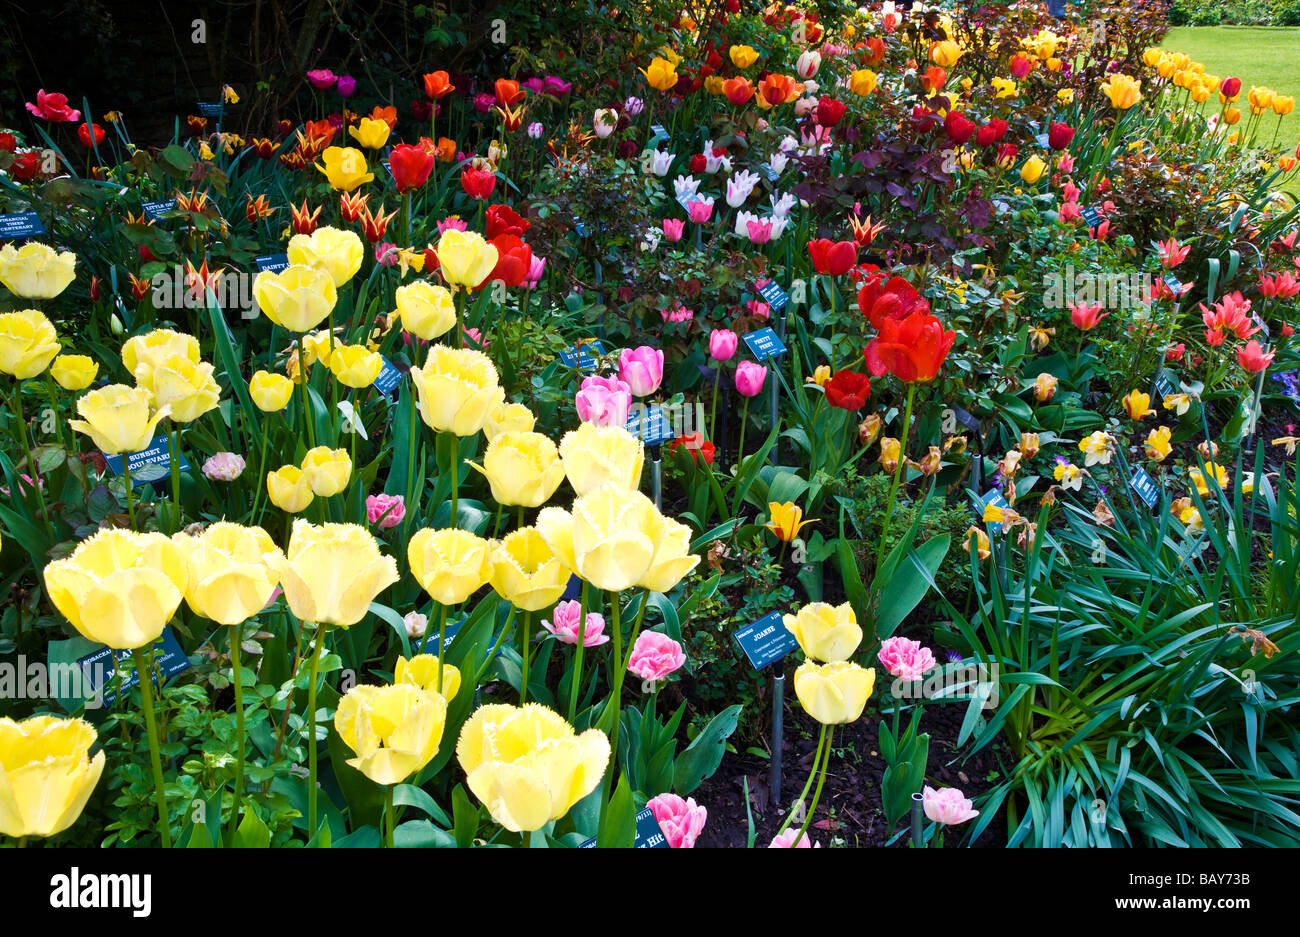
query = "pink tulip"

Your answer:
(540, 600), (609, 647)
(746, 218), (775, 244)
(202, 452), (246, 482)
(709, 329), (738, 361)
(663, 218), (686, 242)
(524, 254), (547, 288)
(575, 374), (633, 428)
(734, 360), (768, 397)
(306, 68), (337, 90)
(768, 829), (821, 848)
(473, 93), (495, 113)
(746, 299), (770, 319)
(619, 346), (664, 397)
(922, 786), (979, 825)
(627, 631), (685, 683)
(437, 216), (469, 234)
(877, 636), (937, 681)
(366, 493), (406, 529)
(646, 792), (707, 848)
(688, 199), (714, 224)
